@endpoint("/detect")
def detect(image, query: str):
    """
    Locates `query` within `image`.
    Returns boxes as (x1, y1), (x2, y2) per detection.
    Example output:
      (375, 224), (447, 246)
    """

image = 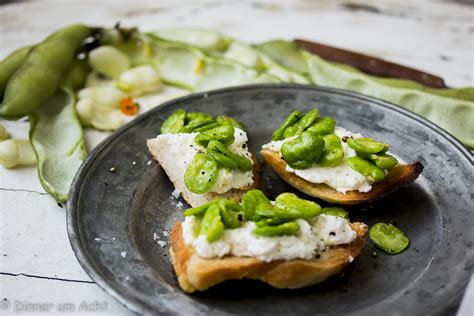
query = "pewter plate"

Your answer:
(67, 84), (473, 315)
